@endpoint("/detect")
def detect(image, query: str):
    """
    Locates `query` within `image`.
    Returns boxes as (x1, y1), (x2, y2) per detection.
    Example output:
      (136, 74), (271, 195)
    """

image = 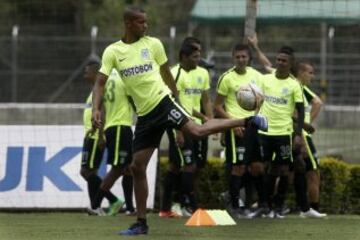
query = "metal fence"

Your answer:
(1, 26), (360, 105)
(0, 26), (359, 162)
